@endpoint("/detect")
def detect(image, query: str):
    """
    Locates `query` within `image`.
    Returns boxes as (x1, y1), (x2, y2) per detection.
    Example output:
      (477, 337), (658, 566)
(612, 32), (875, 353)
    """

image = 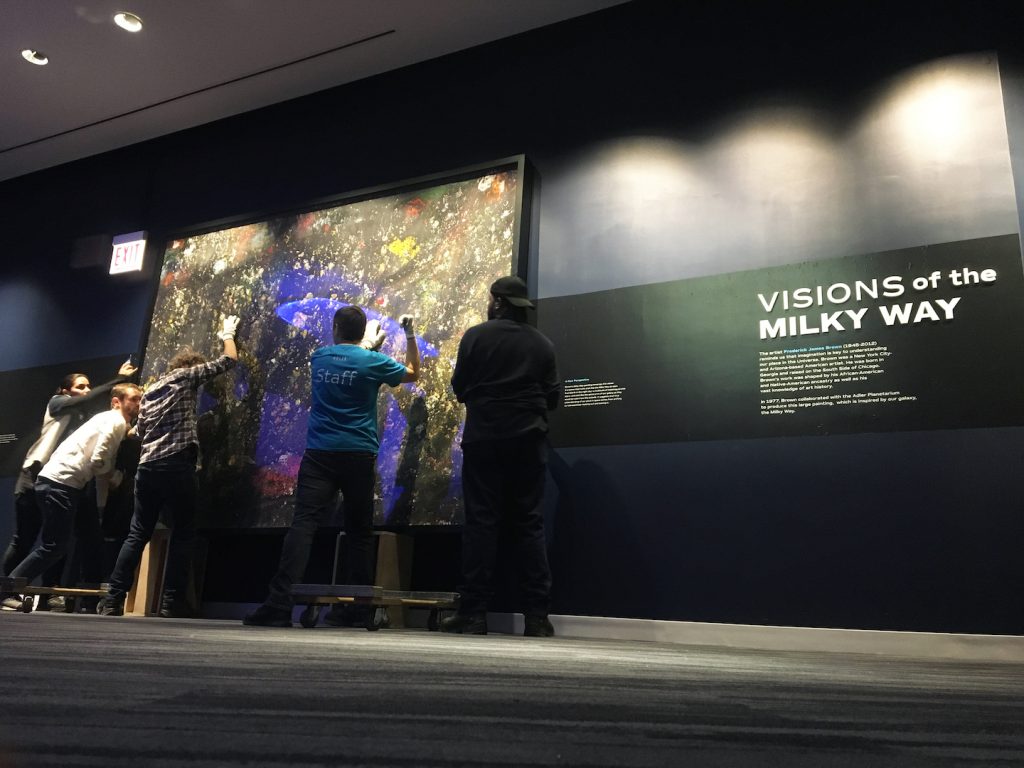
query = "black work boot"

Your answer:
(439, 612), (488, 635)
(524, 614), (555, 637)
(159, 591), (190, 619)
